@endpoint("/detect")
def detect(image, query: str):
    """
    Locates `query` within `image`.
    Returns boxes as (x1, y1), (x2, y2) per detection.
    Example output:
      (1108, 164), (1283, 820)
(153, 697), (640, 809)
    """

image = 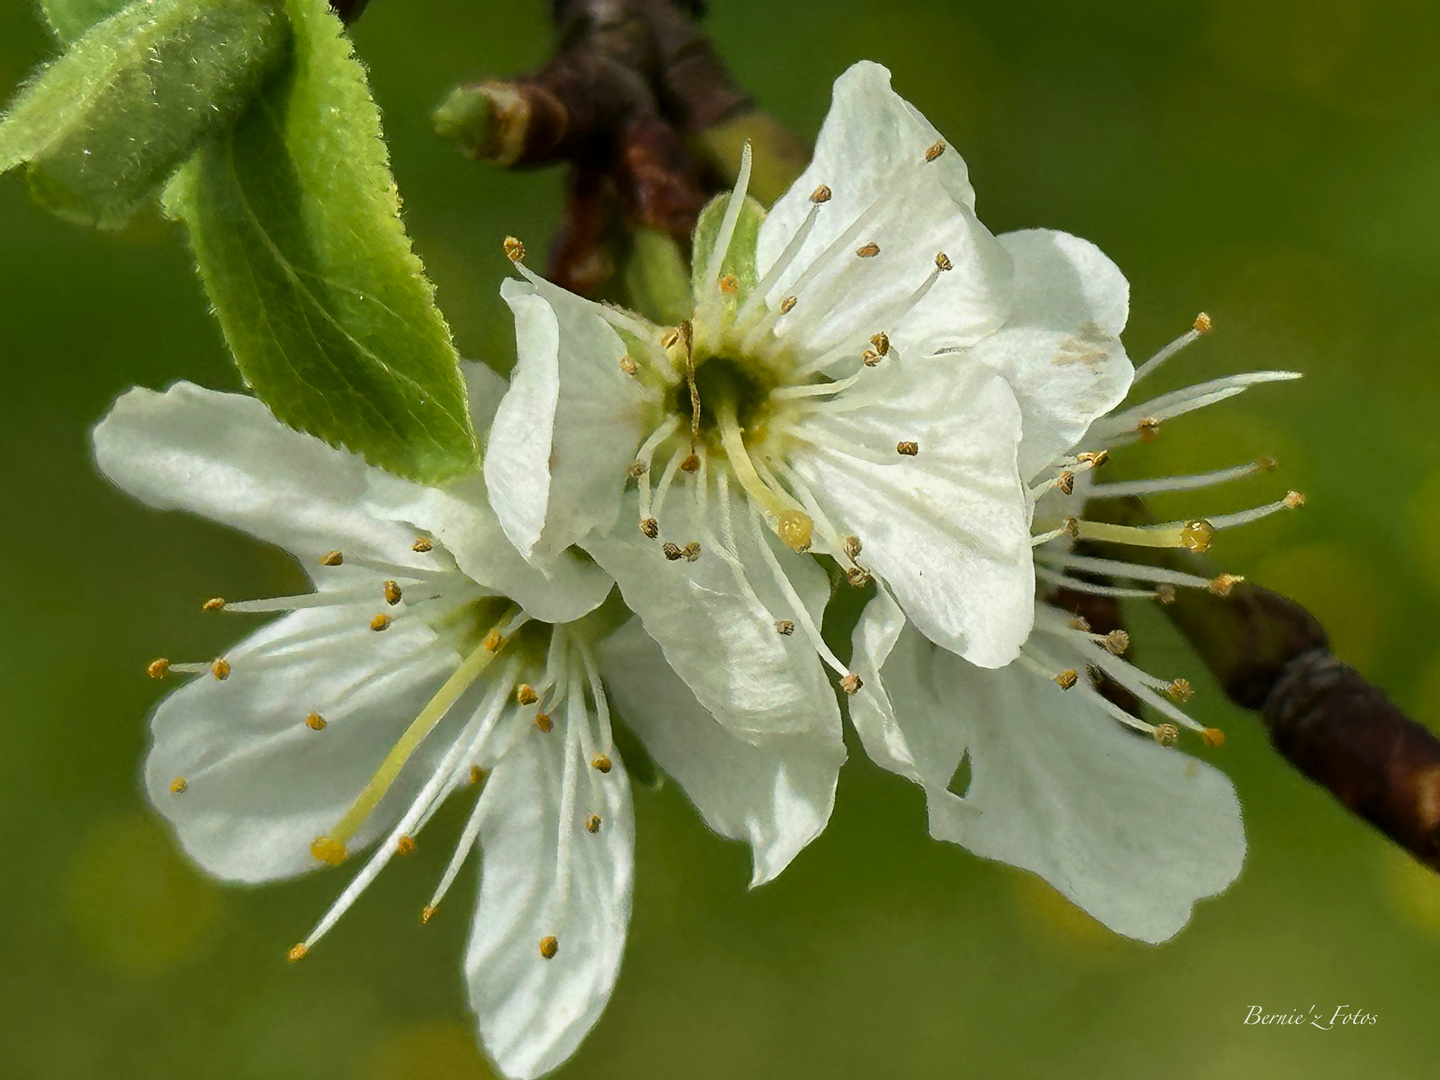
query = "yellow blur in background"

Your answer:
(2, 0), (1439, 1076)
